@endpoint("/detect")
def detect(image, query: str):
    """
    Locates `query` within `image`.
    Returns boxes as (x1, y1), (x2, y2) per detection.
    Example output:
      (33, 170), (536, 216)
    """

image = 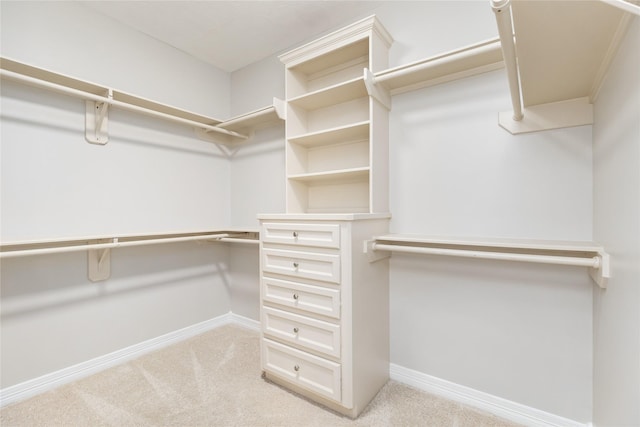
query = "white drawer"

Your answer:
(262, 248), (340, 284)
(262, 338), (341, 402)
(263, 276), (340, 319)
(263, 306), (340, 358)
(262, 222), (340, 248)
